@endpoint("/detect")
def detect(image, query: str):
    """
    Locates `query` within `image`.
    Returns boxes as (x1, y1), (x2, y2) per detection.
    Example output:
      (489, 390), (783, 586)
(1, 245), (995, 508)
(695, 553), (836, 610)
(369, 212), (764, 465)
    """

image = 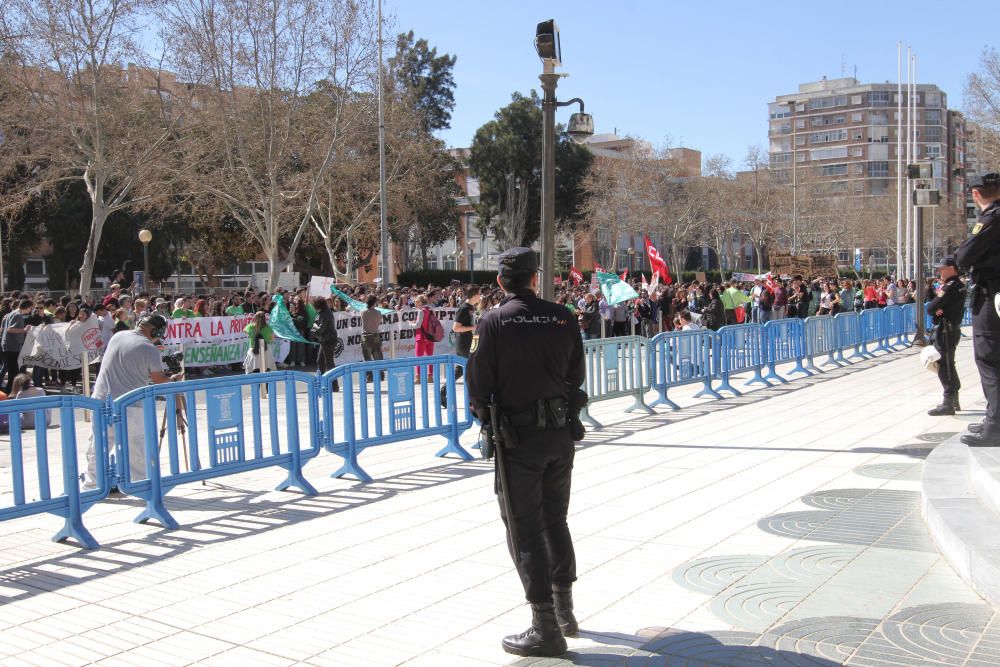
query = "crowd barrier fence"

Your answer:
(646, 330), (720, 410)
(321, 355), (473, 483)
(580, 336), (652, 427)
(113, 371), (322, 530)
(0, 395), (109, 549)
(714, 324), (771, 396)
(762, 318), (812, 384)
